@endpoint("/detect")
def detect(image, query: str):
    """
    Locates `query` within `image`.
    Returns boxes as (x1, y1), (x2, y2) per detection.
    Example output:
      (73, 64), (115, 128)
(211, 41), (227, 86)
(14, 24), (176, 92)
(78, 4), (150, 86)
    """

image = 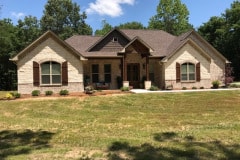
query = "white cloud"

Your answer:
(11, 12), (25, 19)
(86, 0), (135, 17)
